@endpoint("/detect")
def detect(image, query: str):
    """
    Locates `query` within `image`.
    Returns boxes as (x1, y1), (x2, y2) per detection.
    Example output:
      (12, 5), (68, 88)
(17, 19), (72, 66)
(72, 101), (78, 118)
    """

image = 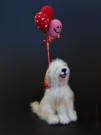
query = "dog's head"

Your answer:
(45, 58), (70, 87)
